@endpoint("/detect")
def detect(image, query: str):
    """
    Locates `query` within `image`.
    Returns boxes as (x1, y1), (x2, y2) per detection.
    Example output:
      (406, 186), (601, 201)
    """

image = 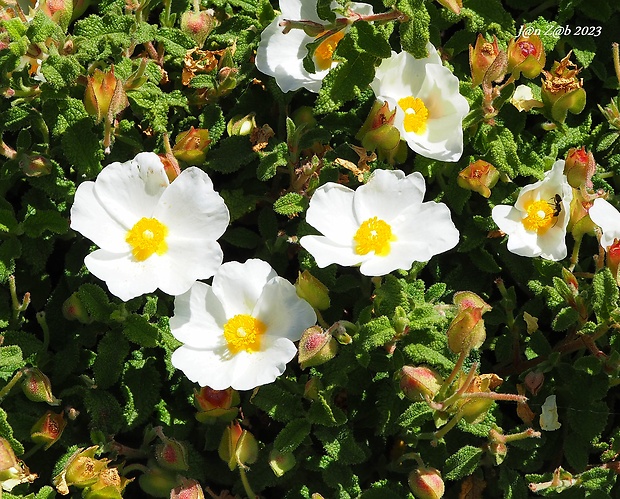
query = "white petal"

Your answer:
(540, 395), (561, 431)
(170, 282), (226, 349)
(212, 259), (277, 318)
(590, 198), (620, 249)
(299, 235), (362, 268)
(84, 249), (159, 301)
(93, 153), (169, 229)
(254, 277), (316, 341)
(171, 345), (233, 390)
(154, 167), (230, 241)
(534, 226), (567, 261)
(305, 182), (358, 244)
(70, 182), (130, 253)
(353, 170), (425, 222)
